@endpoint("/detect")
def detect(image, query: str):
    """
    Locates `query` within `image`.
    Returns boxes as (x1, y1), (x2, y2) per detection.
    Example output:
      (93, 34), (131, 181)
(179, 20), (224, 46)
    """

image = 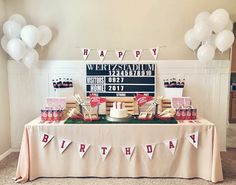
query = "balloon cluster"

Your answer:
(1, 14), (52, 68)
(184, 9), (235, 62)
